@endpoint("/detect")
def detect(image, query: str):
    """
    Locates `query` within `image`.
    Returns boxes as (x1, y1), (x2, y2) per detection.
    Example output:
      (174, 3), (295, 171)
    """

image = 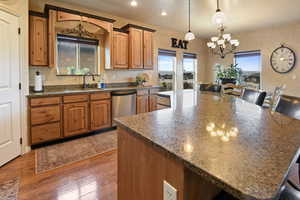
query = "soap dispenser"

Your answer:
(34, 71), (44, 92)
